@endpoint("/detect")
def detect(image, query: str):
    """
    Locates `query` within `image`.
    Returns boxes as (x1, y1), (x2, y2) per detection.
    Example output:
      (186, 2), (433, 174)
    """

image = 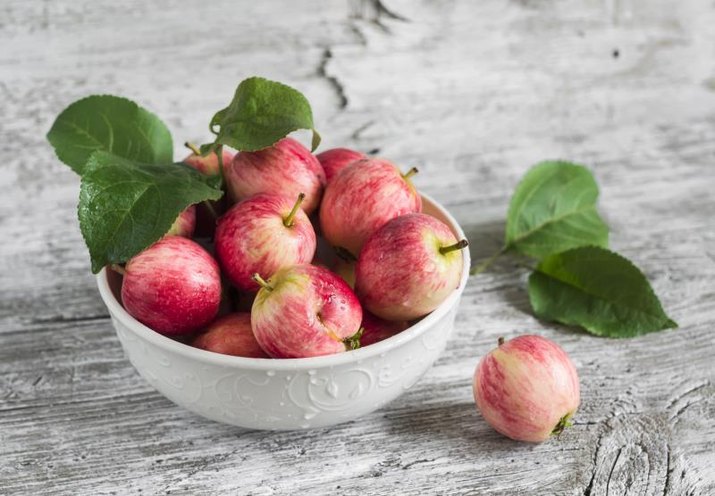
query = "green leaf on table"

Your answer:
(78, 151), (223, 273)
(47, 95), (173, 175)
(209, 77), (321, 152)
(528, 246), (678, 337)
(505, 161), (609, 259)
